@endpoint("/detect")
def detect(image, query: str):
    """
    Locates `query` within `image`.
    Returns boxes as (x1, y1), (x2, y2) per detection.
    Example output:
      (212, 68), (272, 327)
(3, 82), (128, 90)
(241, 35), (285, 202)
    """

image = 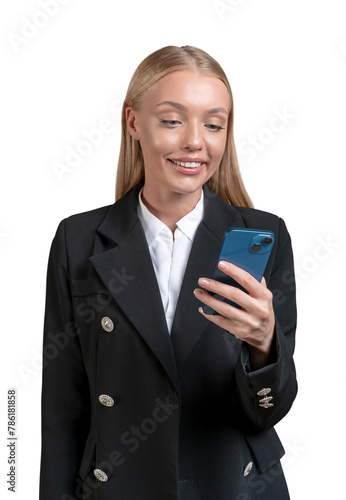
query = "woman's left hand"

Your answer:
(193, 260), (276, 370)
